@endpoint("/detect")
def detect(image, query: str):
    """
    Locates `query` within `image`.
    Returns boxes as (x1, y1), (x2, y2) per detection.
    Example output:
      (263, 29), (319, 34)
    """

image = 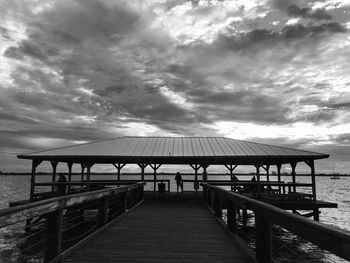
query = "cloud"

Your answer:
(186, 89), (289, 124)
(1, 0), (350, 172)
(286, 4), (332, 20)
(214, 22), (346, 52)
